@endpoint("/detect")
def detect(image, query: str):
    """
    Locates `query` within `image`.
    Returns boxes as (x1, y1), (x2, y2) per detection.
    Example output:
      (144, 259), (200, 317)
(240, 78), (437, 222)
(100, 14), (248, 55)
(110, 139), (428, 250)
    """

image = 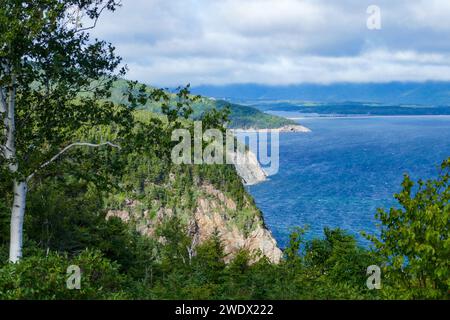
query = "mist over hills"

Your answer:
(191, 82), (450, 106)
